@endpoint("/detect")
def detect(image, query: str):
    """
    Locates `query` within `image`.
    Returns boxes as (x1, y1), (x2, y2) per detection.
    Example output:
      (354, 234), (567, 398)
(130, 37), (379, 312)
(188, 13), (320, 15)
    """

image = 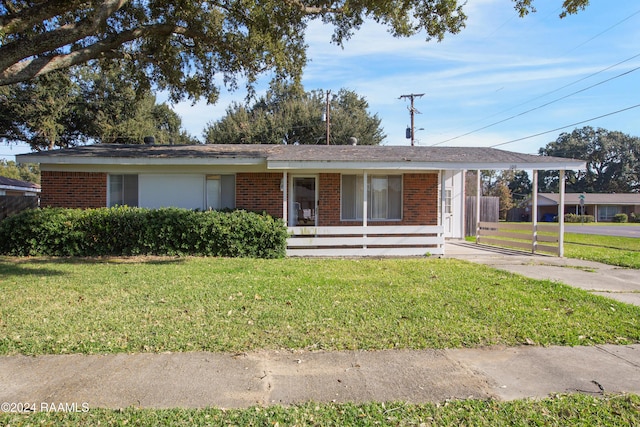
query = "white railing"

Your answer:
(477, 222), (560, 255)
(287, 225), (445, 257)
